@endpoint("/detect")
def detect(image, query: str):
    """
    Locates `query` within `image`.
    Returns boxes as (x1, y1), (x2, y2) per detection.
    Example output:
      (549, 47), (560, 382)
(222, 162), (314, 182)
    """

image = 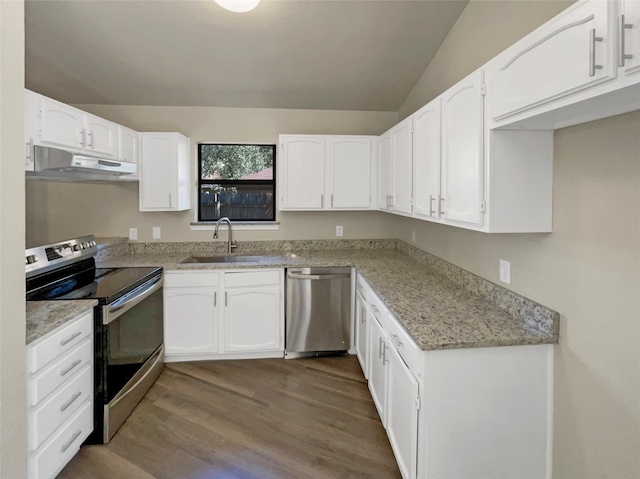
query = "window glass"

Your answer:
(198, 144), (275, 222)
